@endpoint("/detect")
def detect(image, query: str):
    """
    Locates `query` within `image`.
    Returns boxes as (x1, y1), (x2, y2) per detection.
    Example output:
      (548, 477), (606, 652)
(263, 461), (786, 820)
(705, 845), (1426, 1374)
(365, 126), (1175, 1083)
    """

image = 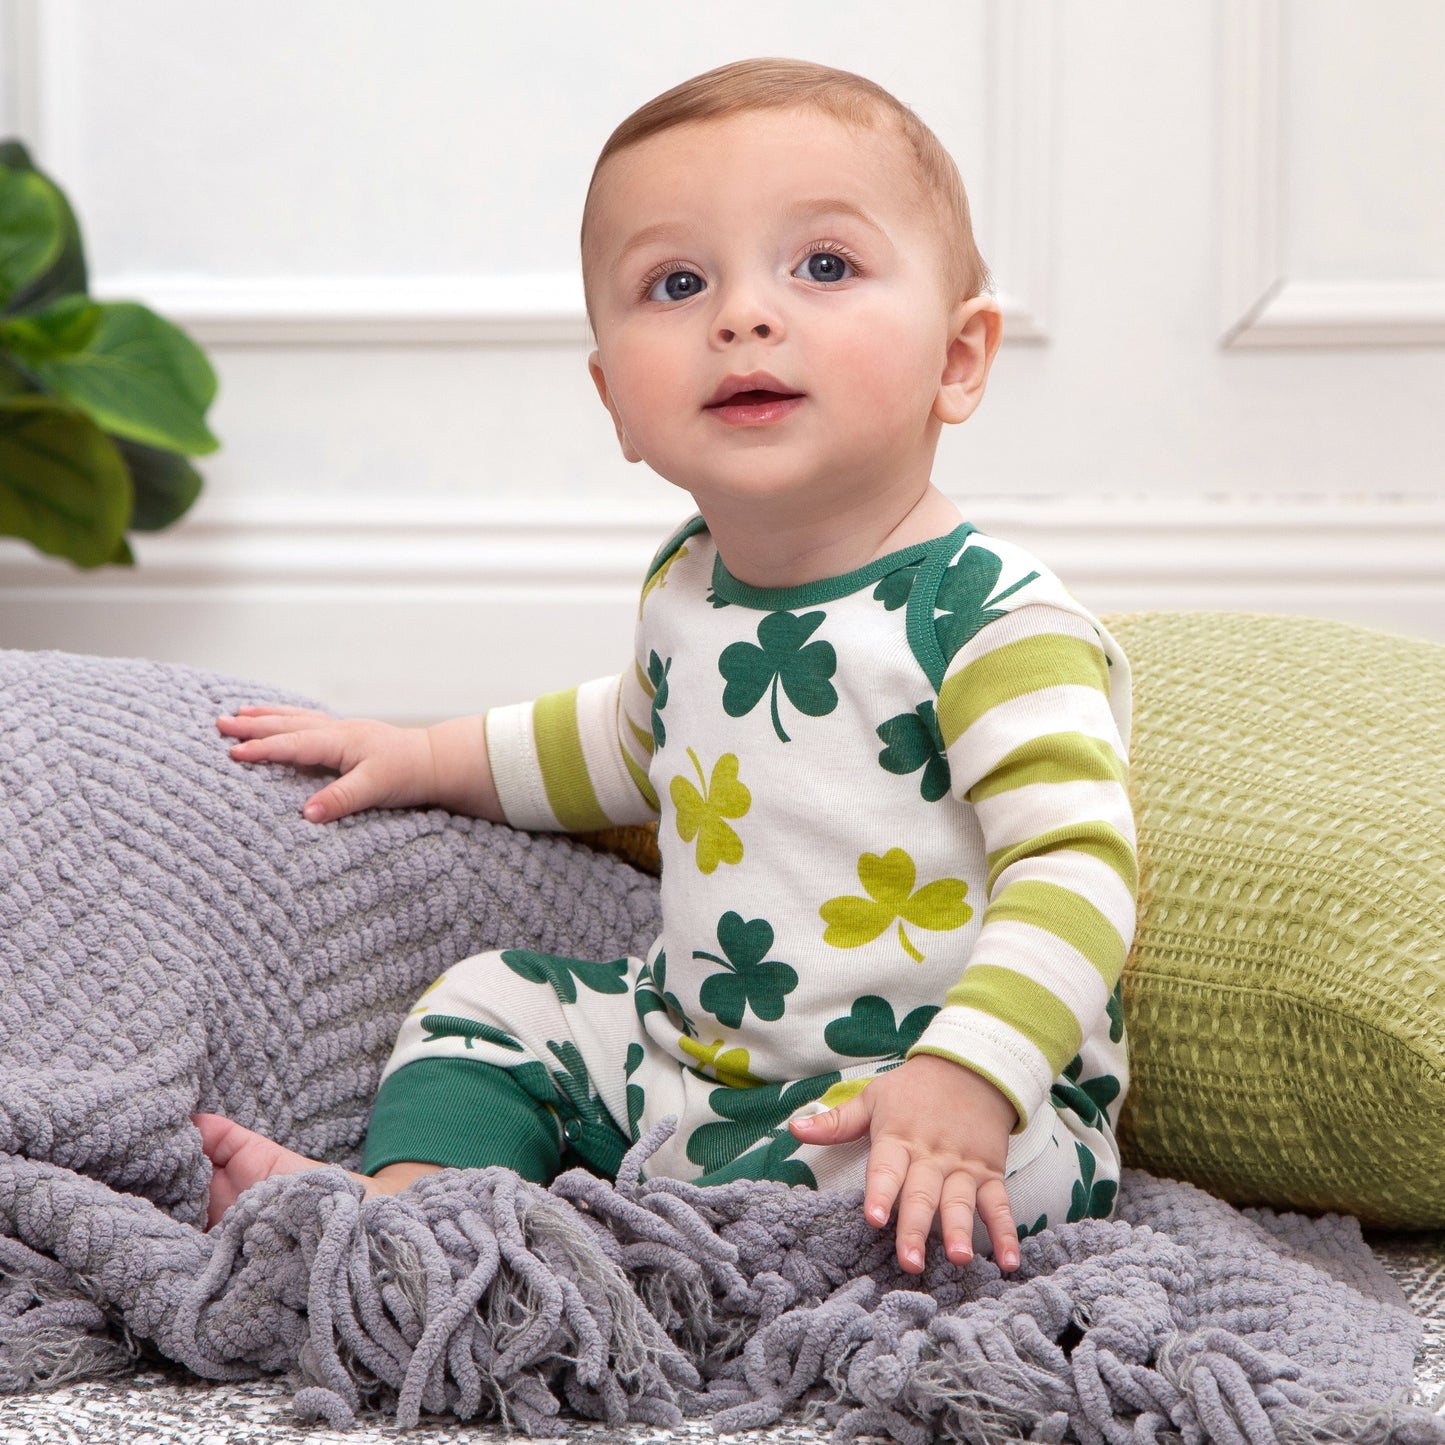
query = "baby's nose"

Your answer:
(718, 322), (771, 342)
